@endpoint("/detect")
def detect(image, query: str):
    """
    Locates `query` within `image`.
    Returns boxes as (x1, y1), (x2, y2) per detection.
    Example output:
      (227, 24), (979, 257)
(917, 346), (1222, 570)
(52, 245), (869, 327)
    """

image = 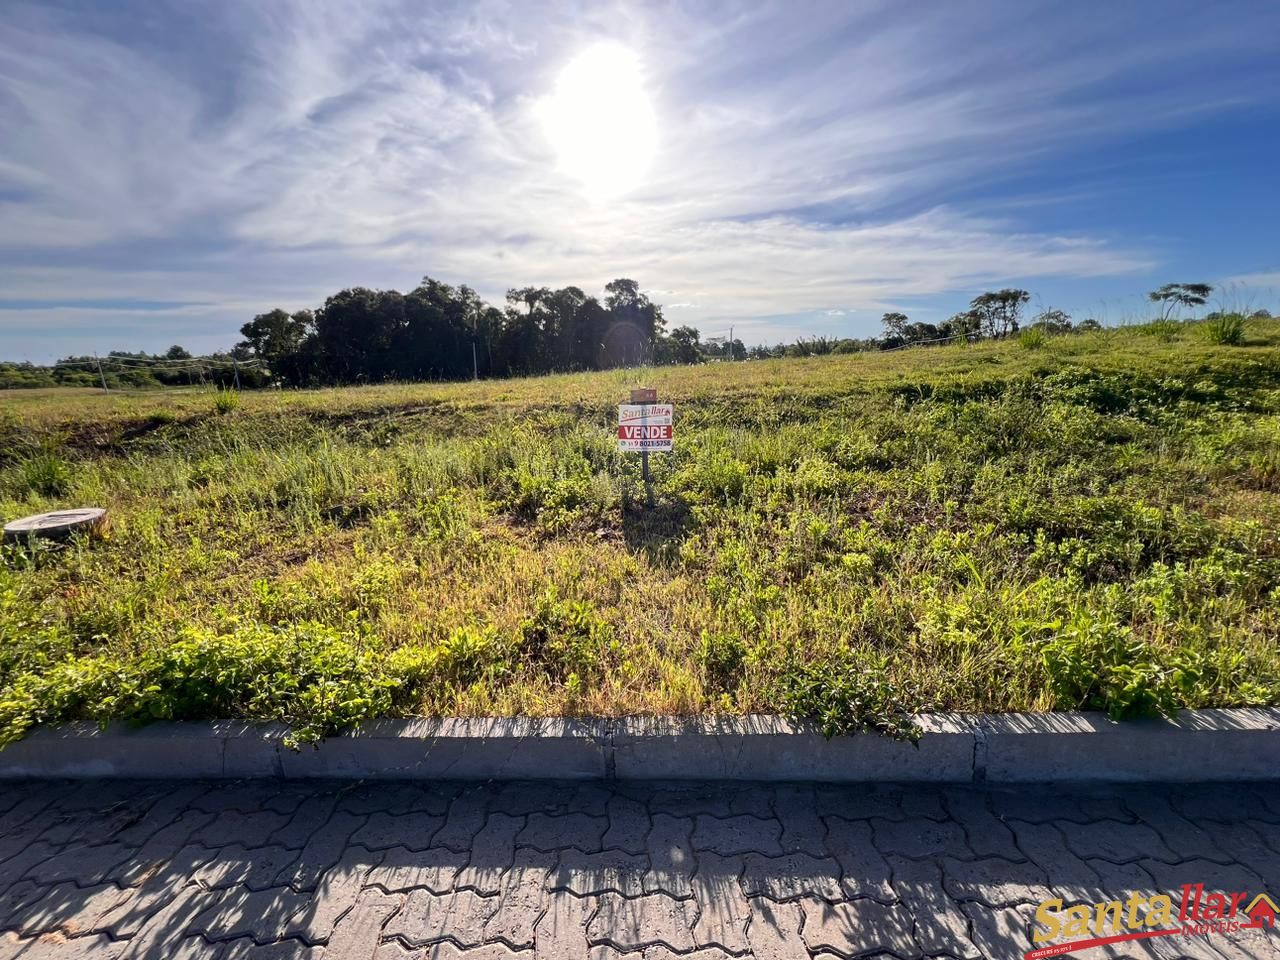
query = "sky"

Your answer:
(1, 0), (1279, 362)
